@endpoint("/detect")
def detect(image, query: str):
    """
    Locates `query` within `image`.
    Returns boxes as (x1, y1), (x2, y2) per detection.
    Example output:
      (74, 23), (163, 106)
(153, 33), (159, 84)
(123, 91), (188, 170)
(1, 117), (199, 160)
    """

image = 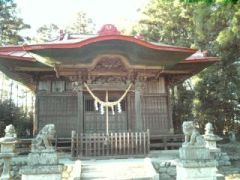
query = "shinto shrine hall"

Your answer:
(0, 25), (218, 156)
